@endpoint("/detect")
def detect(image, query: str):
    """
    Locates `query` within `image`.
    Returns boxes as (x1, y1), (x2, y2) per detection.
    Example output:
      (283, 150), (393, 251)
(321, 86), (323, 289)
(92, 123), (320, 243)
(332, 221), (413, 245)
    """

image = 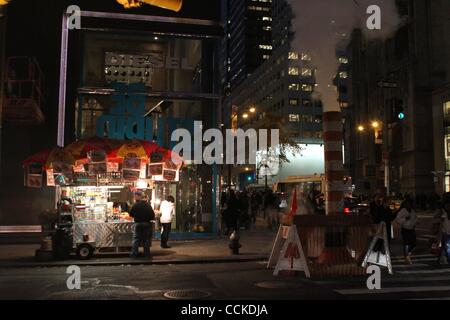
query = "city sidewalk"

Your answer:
(0, 213), (435, 268)
(0, 219), (276, 268)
